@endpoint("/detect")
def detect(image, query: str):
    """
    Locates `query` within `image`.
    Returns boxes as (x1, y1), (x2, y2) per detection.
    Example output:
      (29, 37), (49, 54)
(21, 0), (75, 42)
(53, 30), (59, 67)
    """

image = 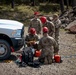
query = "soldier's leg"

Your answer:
(47, 54), (52, 64)
(38, 53), (45, 63)
(55, 34), (59, 50)
(39, 53), (48, 64)
(44, 56), (48, 64)
(55, 29), (59, 50)
(44, 51), (53, 64)
(38, 57), (45, 63)
(39, 56), (49, 64)
(55, 31), (59, 42)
